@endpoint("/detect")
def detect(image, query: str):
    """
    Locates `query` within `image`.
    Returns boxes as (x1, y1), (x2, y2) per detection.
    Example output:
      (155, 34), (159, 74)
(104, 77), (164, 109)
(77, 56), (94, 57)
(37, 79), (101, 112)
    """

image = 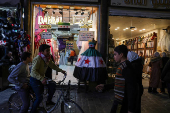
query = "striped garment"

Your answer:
(114, 61), (127, 103)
